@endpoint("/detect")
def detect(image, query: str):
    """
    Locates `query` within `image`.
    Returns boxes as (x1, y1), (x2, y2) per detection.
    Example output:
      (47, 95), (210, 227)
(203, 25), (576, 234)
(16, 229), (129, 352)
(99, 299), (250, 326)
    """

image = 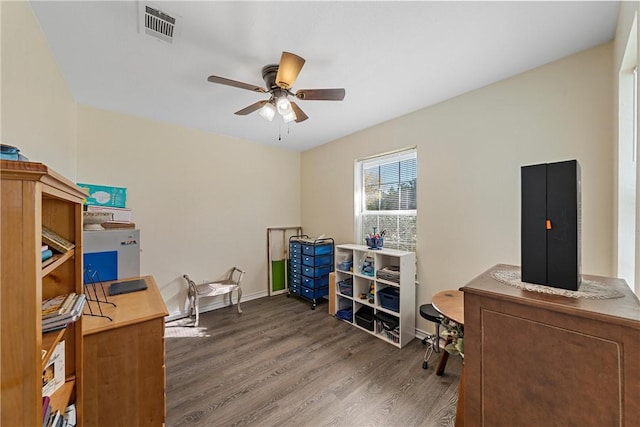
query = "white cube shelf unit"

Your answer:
(334, 244), (416, 348)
